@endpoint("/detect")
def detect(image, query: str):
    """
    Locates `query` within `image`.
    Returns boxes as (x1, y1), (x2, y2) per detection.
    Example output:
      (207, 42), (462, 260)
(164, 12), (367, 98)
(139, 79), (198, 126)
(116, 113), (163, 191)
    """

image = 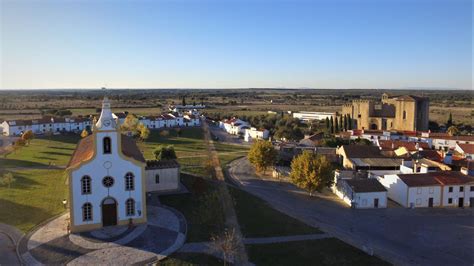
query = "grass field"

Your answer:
(246, 238), (389, 266)
(213, 142), (249, 168)
(0, 135), (80, 169)
(159, 252), (223, 266)
(228, 186), (321, 238)
(159, 174), (225, 242)
(137, 127), (211, 177)
(0, 169), (68, 232)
